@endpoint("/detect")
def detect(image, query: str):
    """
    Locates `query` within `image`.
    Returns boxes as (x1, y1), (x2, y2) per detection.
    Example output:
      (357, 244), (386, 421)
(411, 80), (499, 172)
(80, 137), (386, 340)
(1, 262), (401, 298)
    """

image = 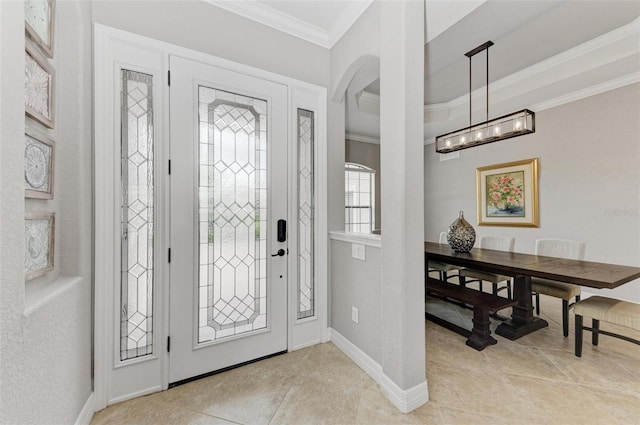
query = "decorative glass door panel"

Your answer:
(120, 69), (154, 361)
(197, 88), (268, 343)
(169, 56), (287, 384)
(297, 109), (314, 319)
